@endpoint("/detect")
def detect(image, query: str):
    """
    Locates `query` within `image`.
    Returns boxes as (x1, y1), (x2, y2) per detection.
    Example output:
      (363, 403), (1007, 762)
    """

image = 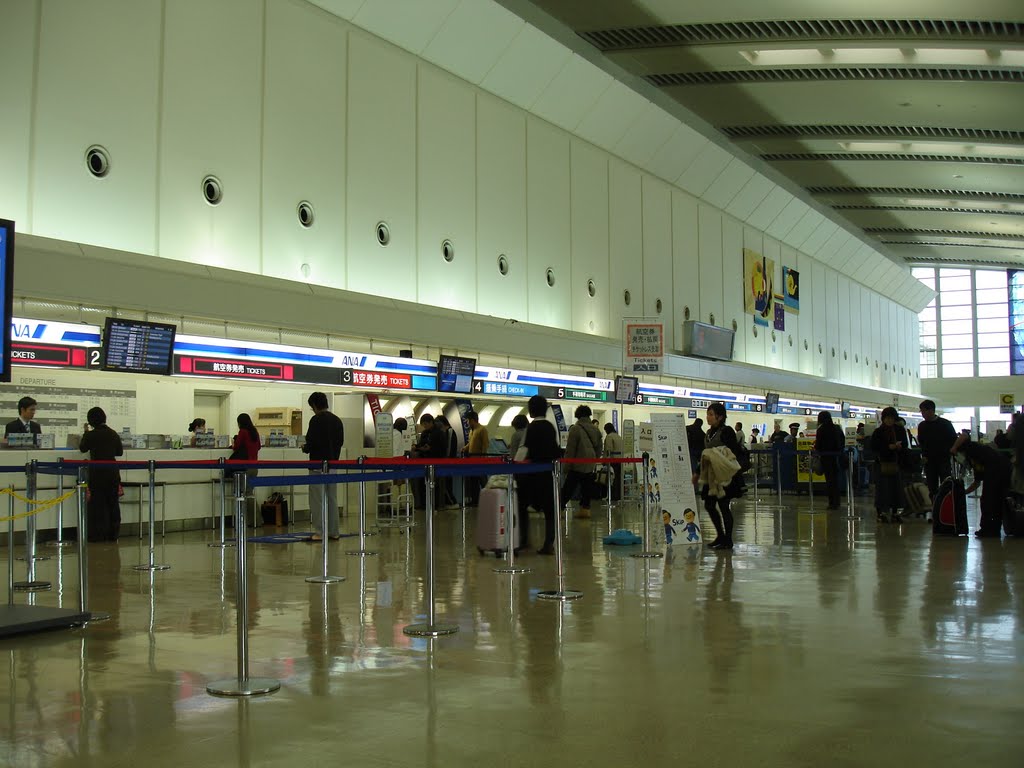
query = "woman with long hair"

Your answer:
(870, 407), (908, 523)
(230, 413), (261, 480)
(700, 402), (743, 549)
